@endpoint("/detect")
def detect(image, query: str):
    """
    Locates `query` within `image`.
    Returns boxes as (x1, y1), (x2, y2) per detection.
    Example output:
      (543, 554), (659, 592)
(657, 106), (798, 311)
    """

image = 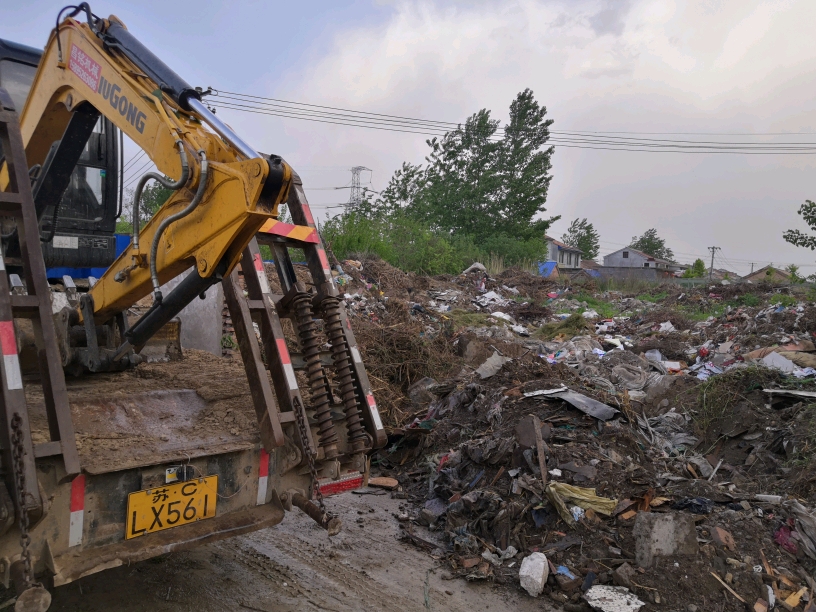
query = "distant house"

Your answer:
(742, 265), (791, 283)
(603, 247), (677, 271)
(709, 268), (739, 281)
(545, 236), (583, 270)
